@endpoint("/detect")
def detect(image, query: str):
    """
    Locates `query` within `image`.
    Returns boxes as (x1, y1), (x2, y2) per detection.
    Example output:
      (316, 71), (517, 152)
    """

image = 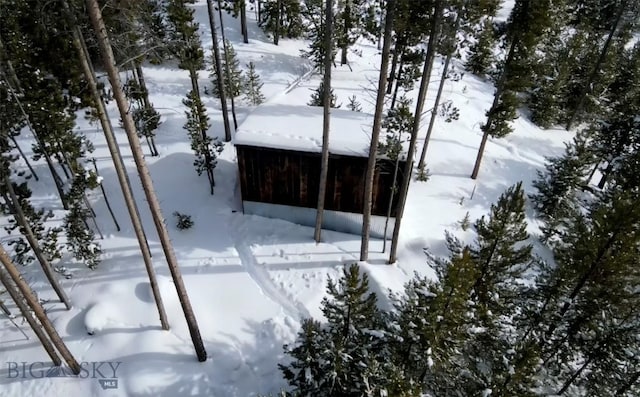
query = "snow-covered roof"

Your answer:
(233, 103), (375, 157)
